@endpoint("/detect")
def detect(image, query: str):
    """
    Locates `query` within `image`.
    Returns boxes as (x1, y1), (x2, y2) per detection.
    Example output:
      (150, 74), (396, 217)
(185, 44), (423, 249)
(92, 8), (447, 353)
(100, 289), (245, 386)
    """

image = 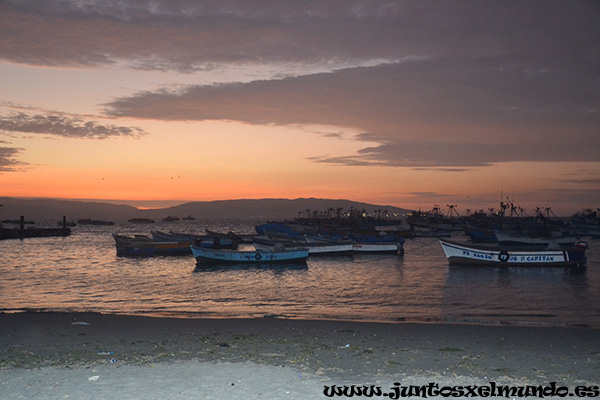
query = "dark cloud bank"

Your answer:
(105, 59), (599, 167)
